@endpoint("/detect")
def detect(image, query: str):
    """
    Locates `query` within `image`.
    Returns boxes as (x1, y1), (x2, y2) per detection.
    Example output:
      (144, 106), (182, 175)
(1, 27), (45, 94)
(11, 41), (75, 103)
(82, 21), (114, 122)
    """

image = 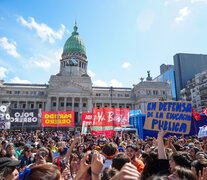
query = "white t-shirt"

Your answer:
(198, 126), (207, 138)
